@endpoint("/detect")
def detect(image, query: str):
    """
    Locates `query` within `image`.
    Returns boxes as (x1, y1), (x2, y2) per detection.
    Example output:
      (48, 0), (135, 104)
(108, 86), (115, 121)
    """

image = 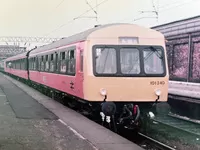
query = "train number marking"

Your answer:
(150, 81), (165, 85)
